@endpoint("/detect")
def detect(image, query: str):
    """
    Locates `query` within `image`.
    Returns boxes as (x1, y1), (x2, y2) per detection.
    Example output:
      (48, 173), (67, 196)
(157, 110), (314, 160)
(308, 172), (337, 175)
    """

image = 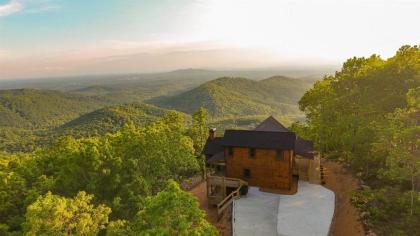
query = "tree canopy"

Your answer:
(107, 180), (217, 236)
(297, 45), (420, 235)
(0, 111), (212, 235)
(23, 191), (111, 236)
